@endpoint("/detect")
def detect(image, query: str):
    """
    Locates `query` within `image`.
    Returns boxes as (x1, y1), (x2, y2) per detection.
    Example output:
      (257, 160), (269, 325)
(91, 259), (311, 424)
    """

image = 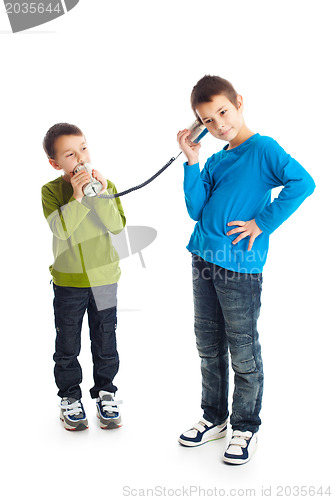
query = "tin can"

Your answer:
(188, 121), (209, 143)
(73, 162), (102, 197)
